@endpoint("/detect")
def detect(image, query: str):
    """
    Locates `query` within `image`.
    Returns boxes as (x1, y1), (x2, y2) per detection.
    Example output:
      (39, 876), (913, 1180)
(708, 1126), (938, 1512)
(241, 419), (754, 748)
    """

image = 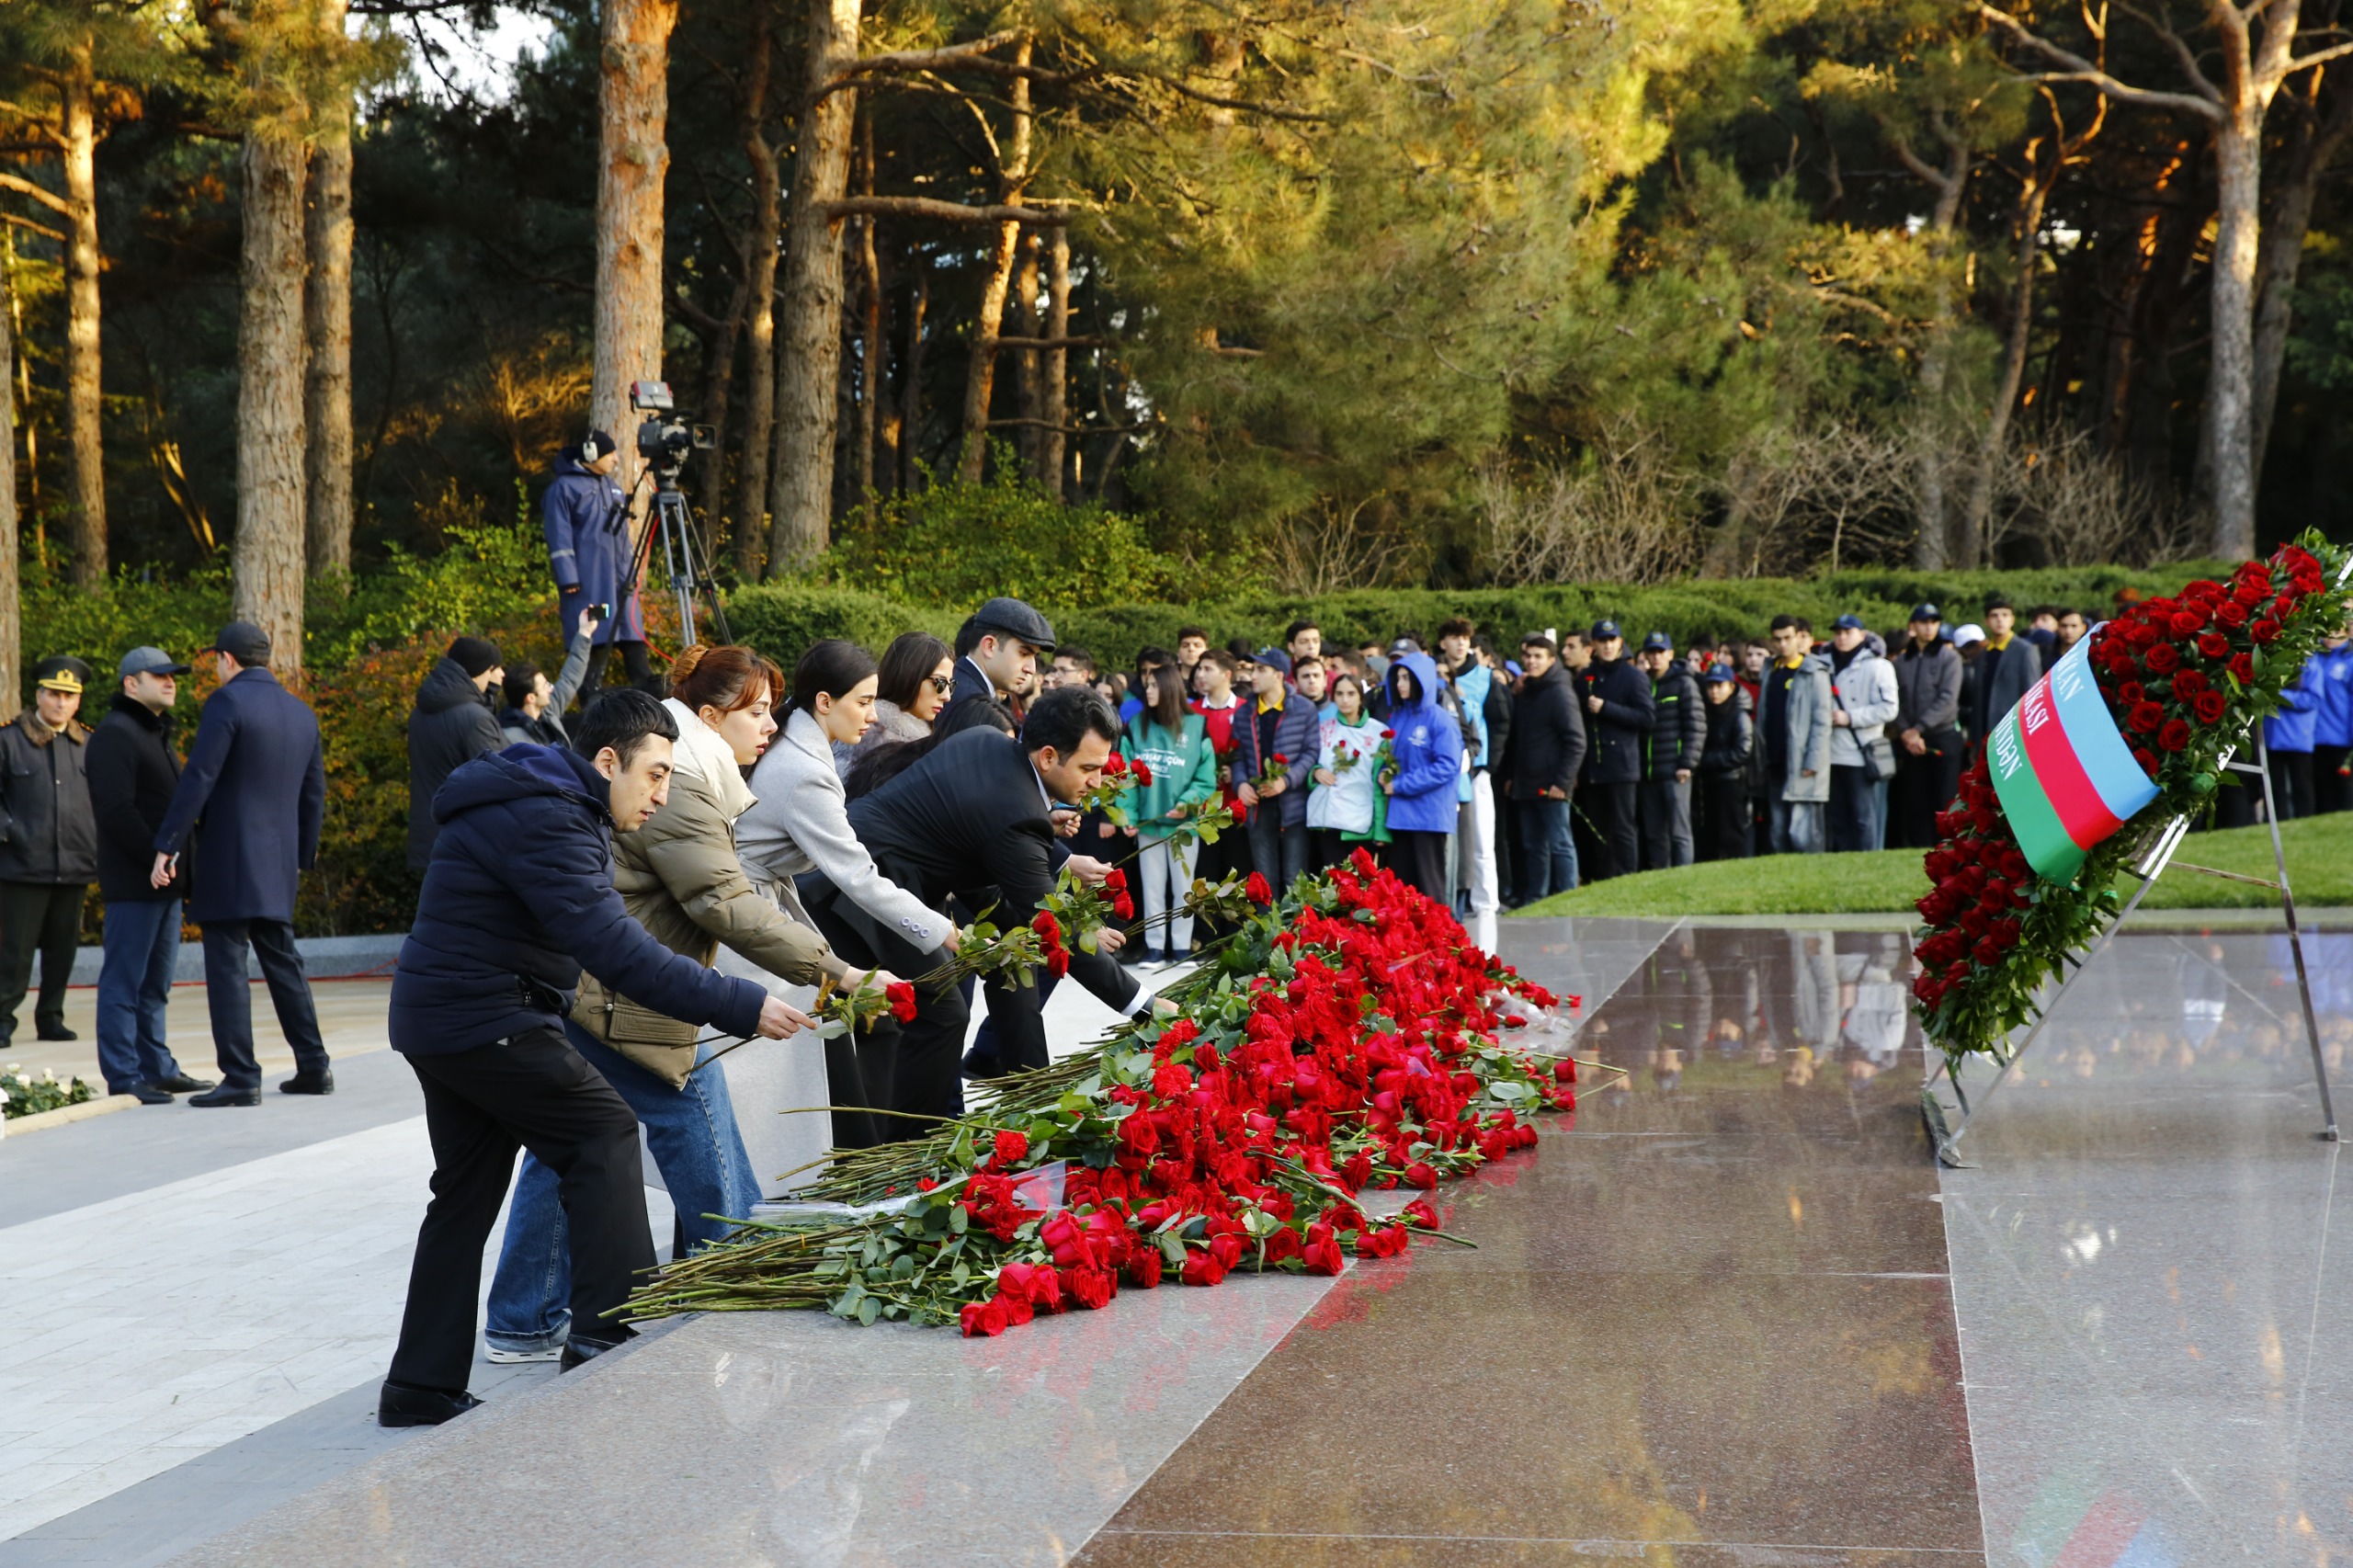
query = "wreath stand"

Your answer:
(1921, 731), (2341, 1168)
